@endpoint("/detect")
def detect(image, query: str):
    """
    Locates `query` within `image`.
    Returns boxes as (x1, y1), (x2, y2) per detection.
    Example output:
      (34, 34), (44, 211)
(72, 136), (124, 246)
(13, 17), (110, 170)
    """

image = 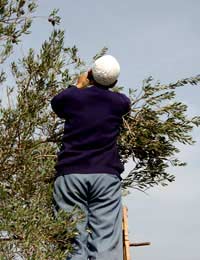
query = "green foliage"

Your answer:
(0, 0), (200, 258)
(119, 76), (200, 190)
(93, 46), (108, 61)
(0, 23), (86, 256)
(0, 0), (37, 64)
(0, 1), (85, 259)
